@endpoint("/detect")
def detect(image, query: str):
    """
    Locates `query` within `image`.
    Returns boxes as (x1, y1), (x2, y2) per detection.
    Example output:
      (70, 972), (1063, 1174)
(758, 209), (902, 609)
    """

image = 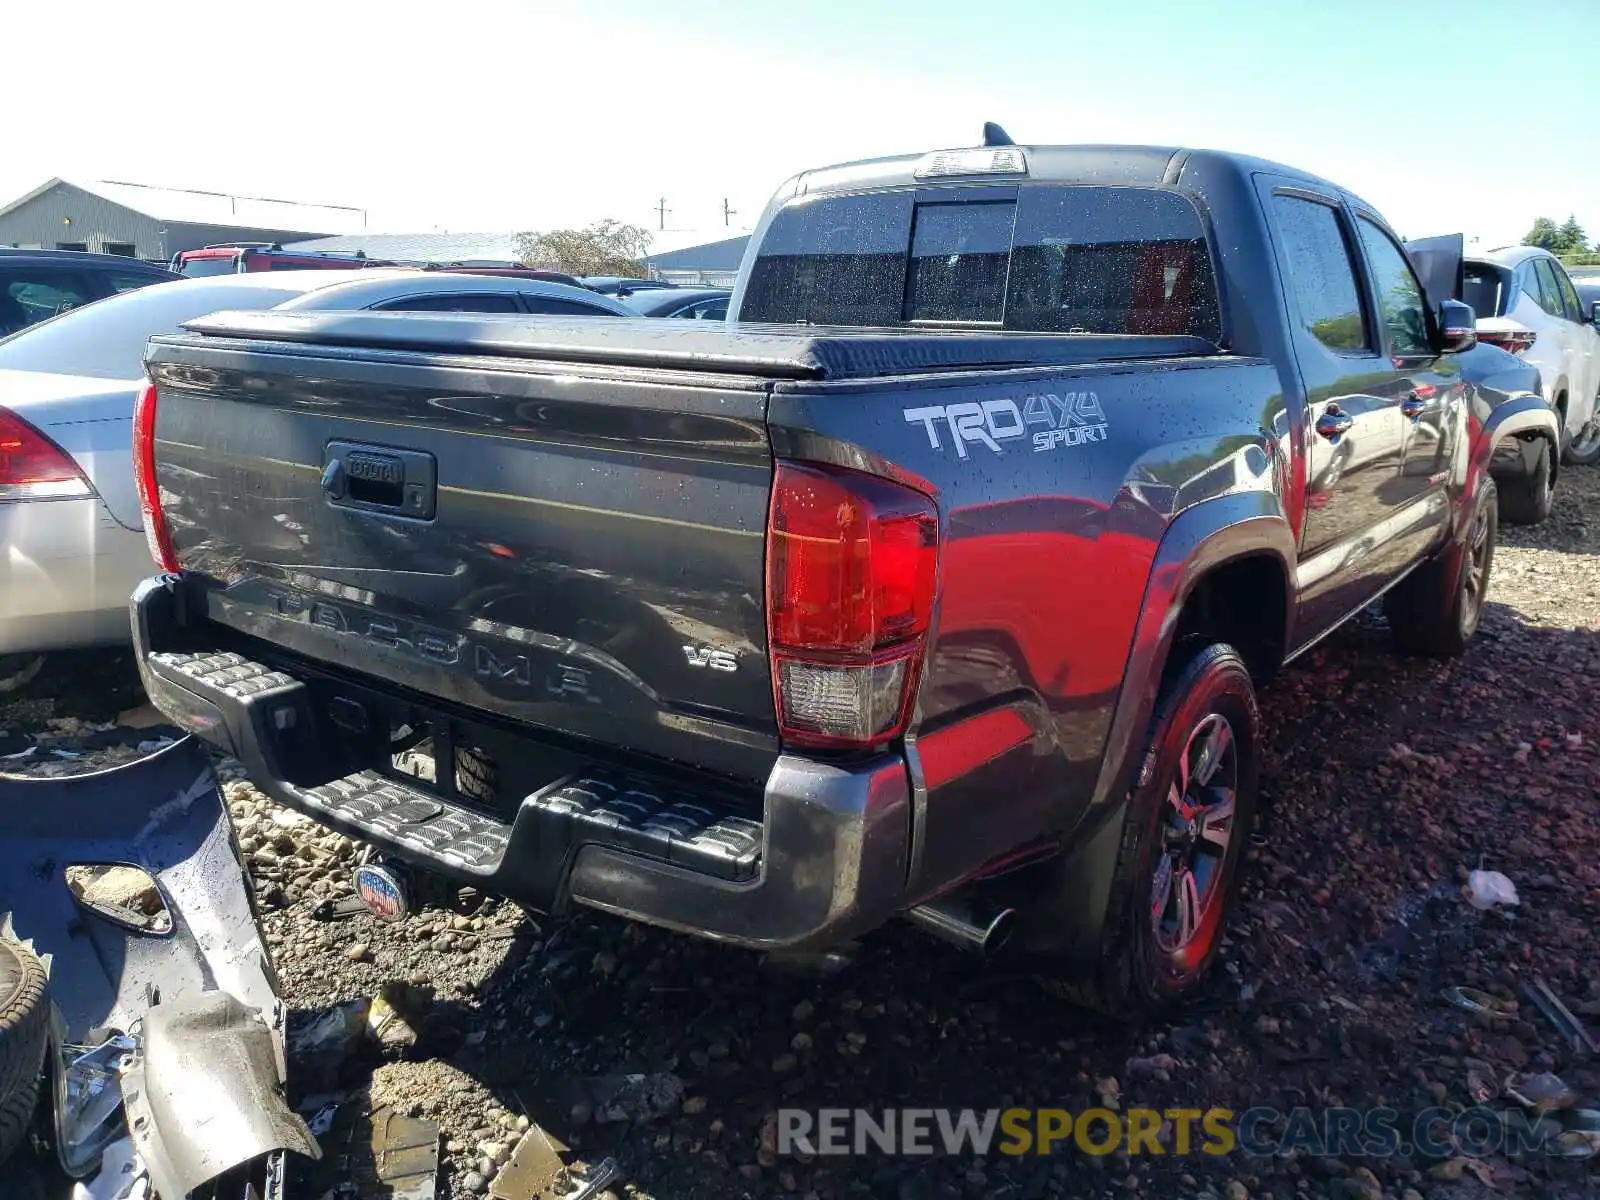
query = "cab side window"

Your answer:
(1355, 218), (1430, 356)
(1270, 195), (1369, 352)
